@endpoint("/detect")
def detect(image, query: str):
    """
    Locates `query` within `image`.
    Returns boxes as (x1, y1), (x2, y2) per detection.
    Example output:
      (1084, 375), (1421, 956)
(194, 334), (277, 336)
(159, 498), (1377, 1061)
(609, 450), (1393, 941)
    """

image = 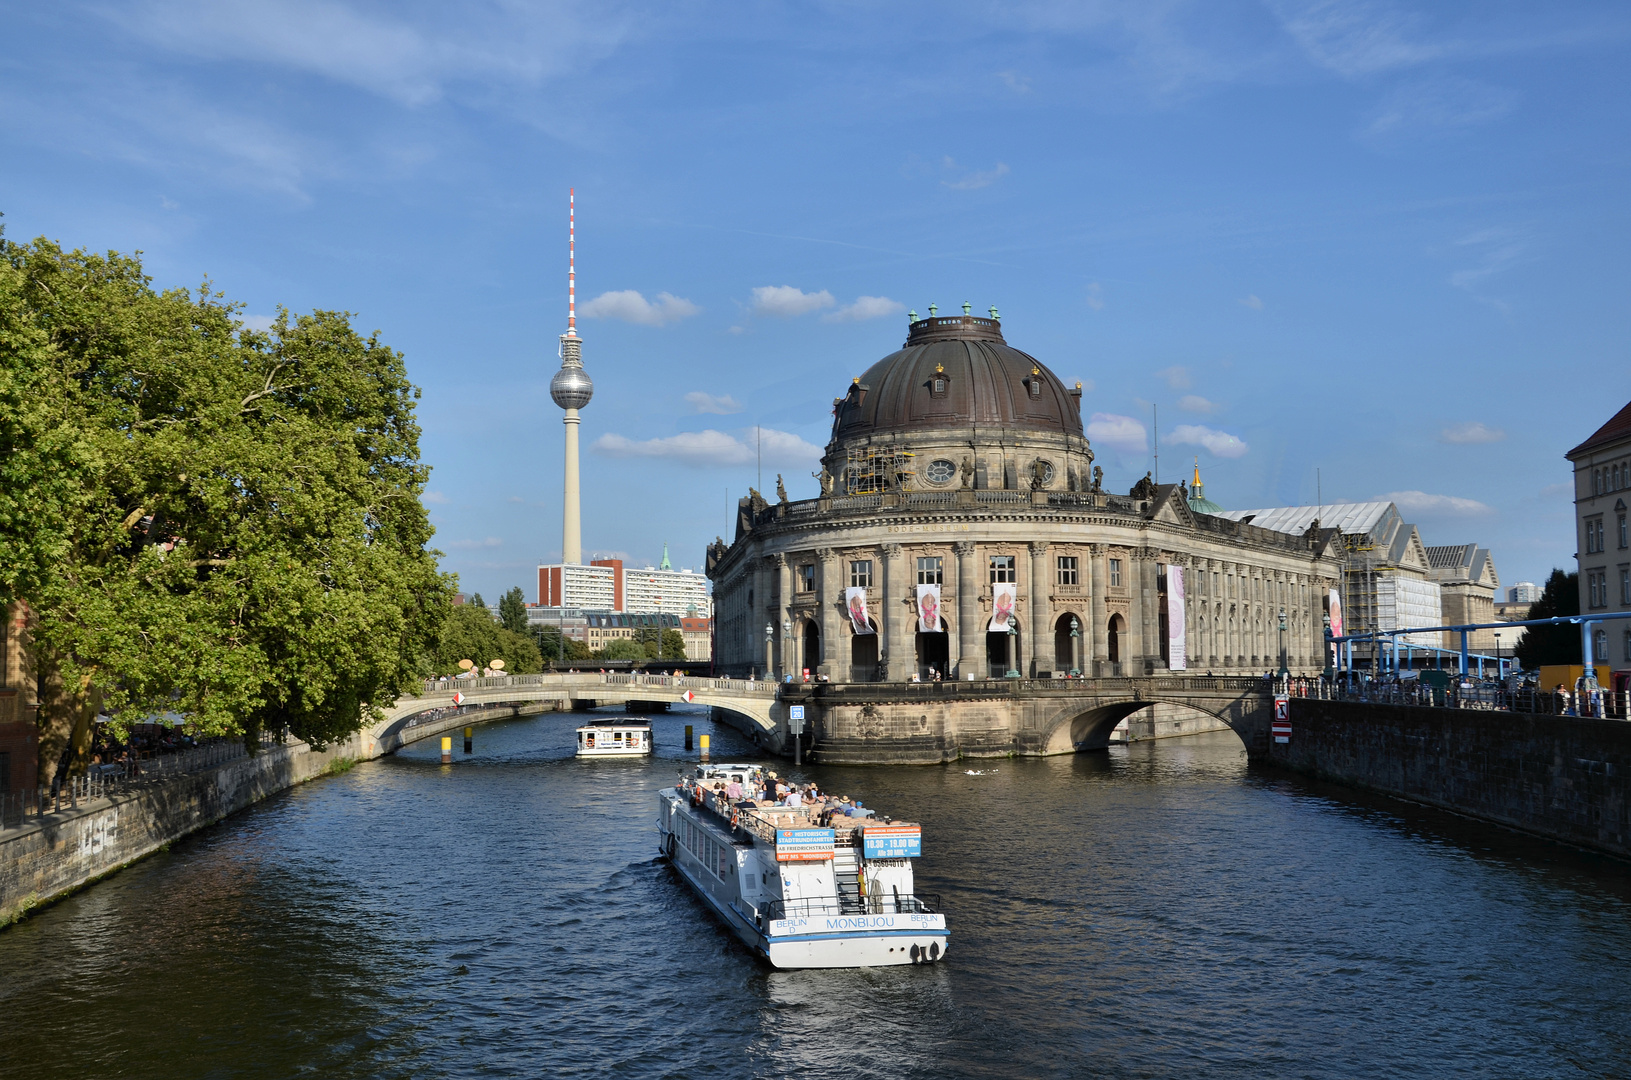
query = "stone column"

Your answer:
(1029, 541), (1050, 677)
(882, 543), (907, 681)
(817, 547), (839, 679)
(1088, 544), (1107, 673)
(954, 541), (978, 679)
(1135, 549), (1159, 674)
(772, 553), (789, 676)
